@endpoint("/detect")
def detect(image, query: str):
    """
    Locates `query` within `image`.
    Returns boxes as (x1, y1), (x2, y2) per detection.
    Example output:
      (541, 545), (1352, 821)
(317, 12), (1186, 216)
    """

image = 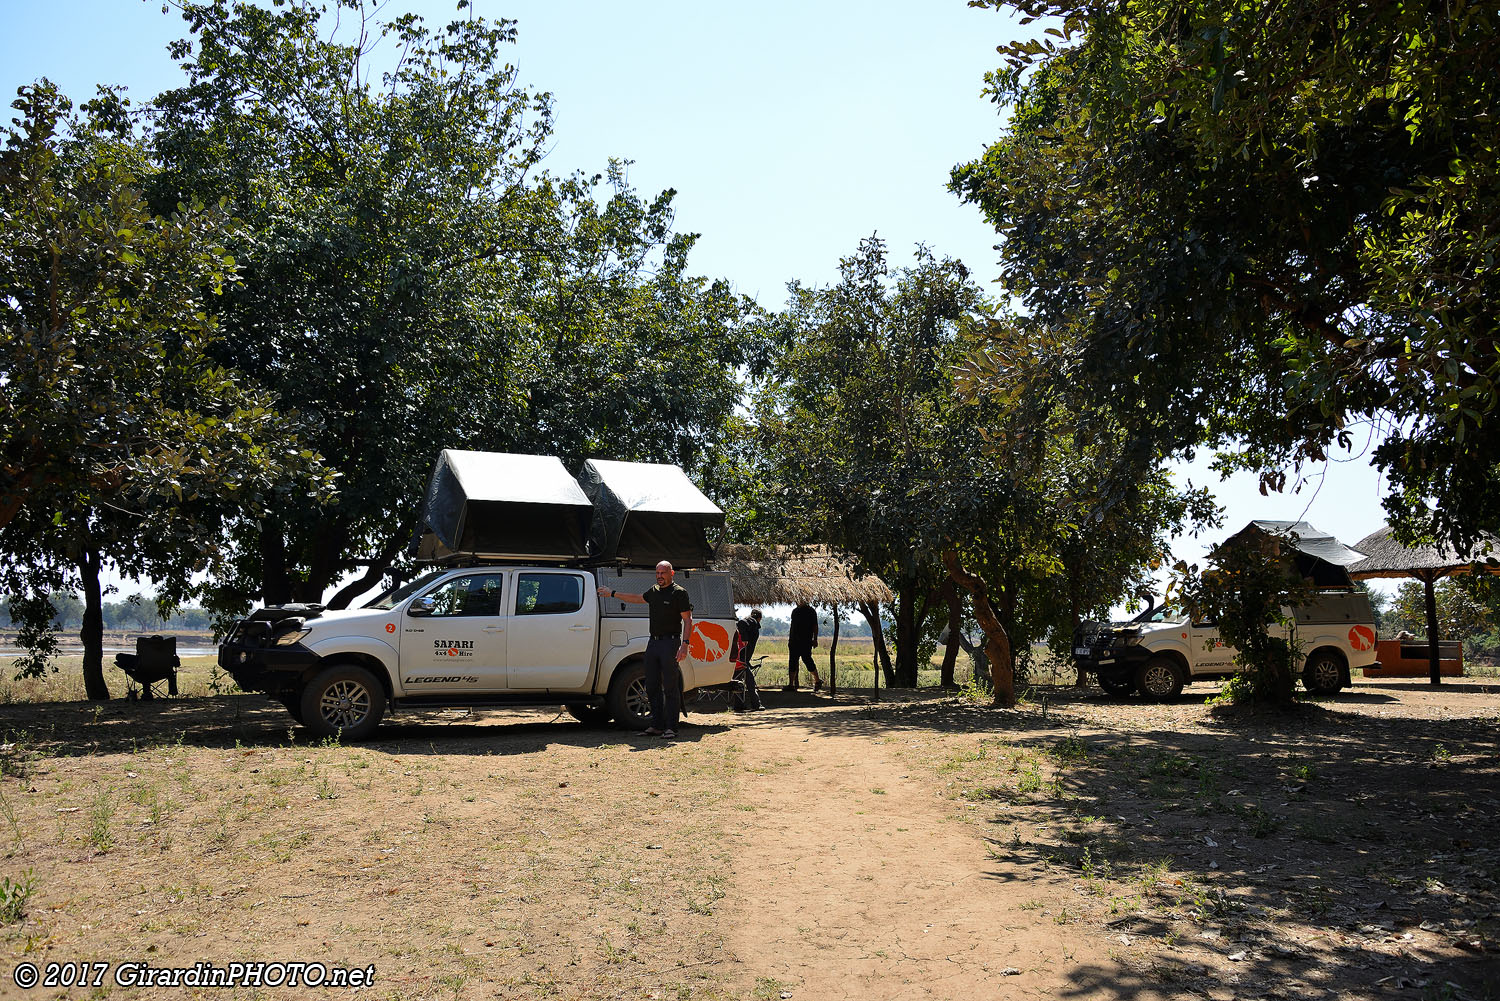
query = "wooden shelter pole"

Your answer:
(1422, 570), (1443, 686)
(828, 604), (840, 696)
